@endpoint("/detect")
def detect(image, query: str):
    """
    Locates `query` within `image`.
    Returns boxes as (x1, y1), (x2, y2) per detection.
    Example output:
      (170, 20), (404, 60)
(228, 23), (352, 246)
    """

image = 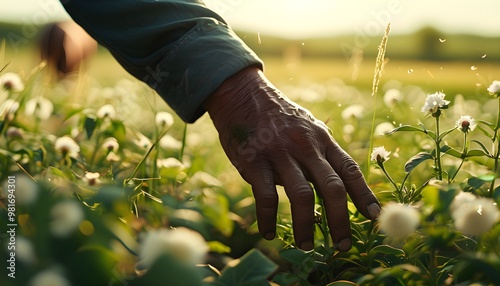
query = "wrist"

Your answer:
(203, 66), (263, 118)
